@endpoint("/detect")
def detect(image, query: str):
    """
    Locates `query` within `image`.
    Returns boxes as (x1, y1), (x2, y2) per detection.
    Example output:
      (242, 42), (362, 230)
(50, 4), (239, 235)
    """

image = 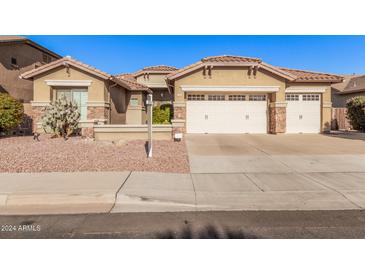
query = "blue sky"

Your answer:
(27, 35), (365, 75)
